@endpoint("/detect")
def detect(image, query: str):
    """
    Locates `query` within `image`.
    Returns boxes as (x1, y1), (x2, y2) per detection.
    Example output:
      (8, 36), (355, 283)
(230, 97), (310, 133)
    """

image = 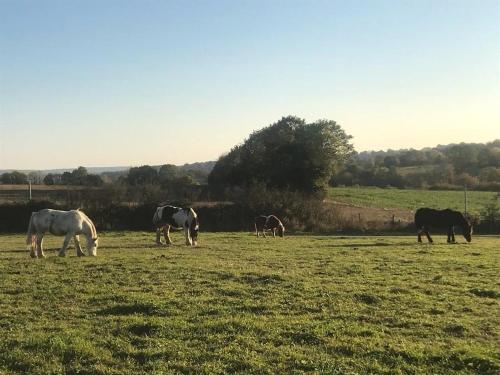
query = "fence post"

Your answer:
(464, 184), (467, 216)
